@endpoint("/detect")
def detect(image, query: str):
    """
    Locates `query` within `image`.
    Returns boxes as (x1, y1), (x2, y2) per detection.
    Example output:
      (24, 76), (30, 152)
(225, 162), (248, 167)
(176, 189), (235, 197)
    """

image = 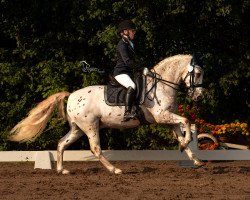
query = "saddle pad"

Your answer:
(104, 85), (127, 106)
(104, 74), (146, 106)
